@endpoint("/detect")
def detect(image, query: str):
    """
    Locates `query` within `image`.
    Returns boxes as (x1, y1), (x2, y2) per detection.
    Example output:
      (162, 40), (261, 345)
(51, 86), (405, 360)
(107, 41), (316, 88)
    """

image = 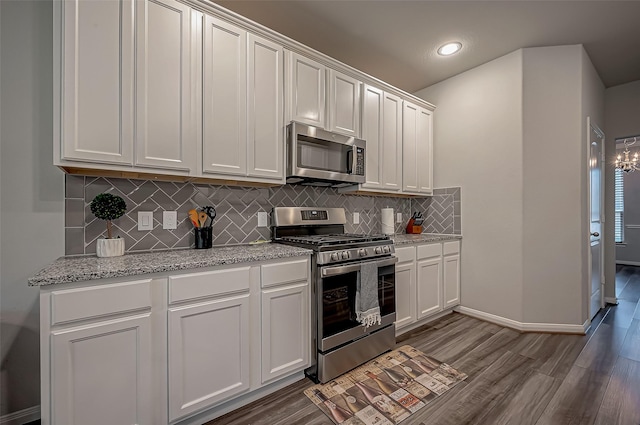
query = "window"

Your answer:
(615, 167), (624, 243)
